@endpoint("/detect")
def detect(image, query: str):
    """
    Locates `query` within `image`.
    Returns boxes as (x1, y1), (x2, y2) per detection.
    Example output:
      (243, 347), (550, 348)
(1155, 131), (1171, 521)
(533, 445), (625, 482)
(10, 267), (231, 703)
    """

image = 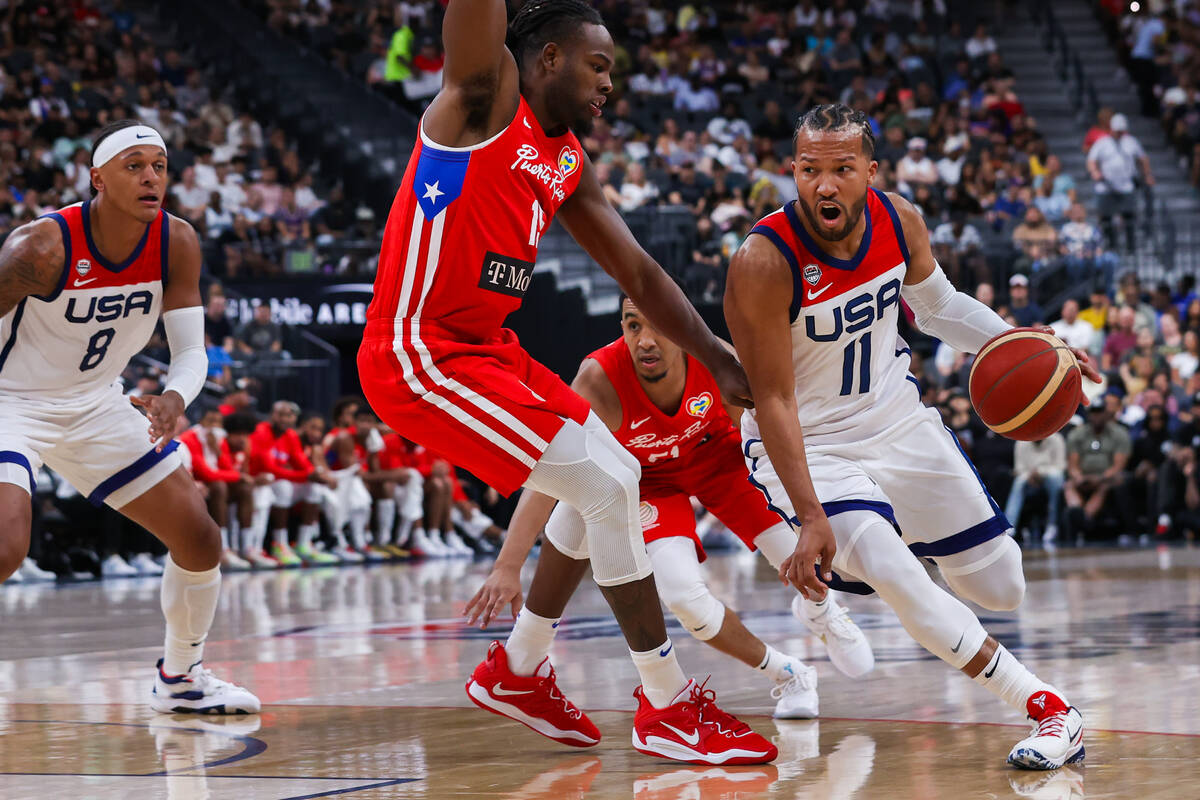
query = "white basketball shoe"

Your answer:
(771, 663), (819, 719)
(131, 553), (165, 576)
(101, 554), (139, 577)
(150, 659), (261, 715)
(793, 594), (874, 677)
(1008, 691), (1084, 770)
